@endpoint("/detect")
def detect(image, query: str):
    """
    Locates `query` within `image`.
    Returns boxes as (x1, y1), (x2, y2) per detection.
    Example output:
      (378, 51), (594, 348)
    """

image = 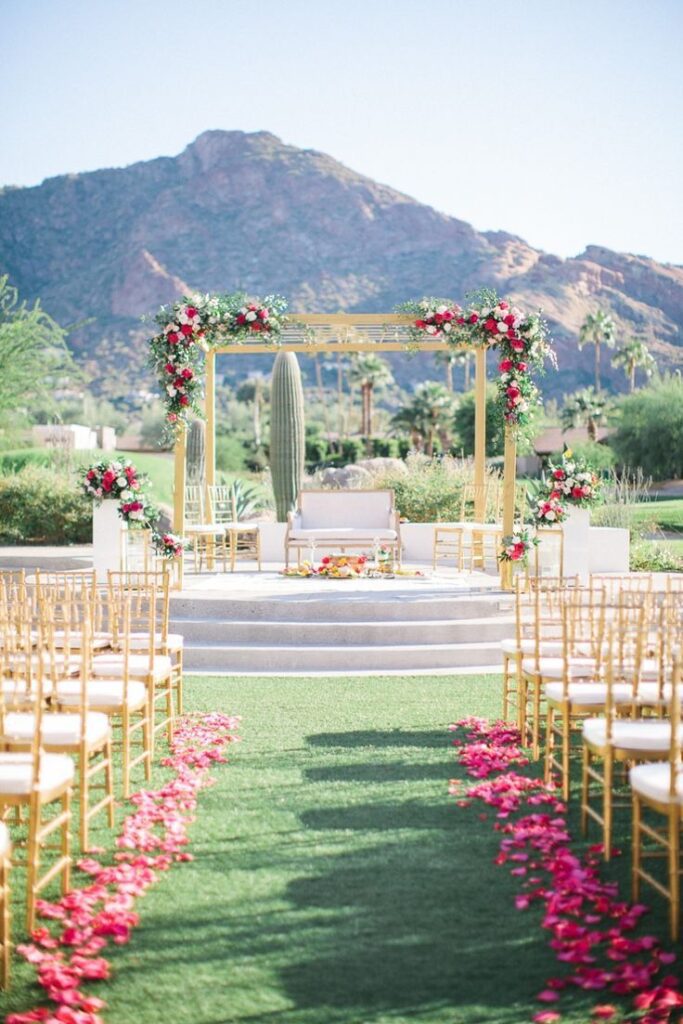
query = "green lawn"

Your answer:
(0, 674), (673, 1024)
(628, 497), (683, 534)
